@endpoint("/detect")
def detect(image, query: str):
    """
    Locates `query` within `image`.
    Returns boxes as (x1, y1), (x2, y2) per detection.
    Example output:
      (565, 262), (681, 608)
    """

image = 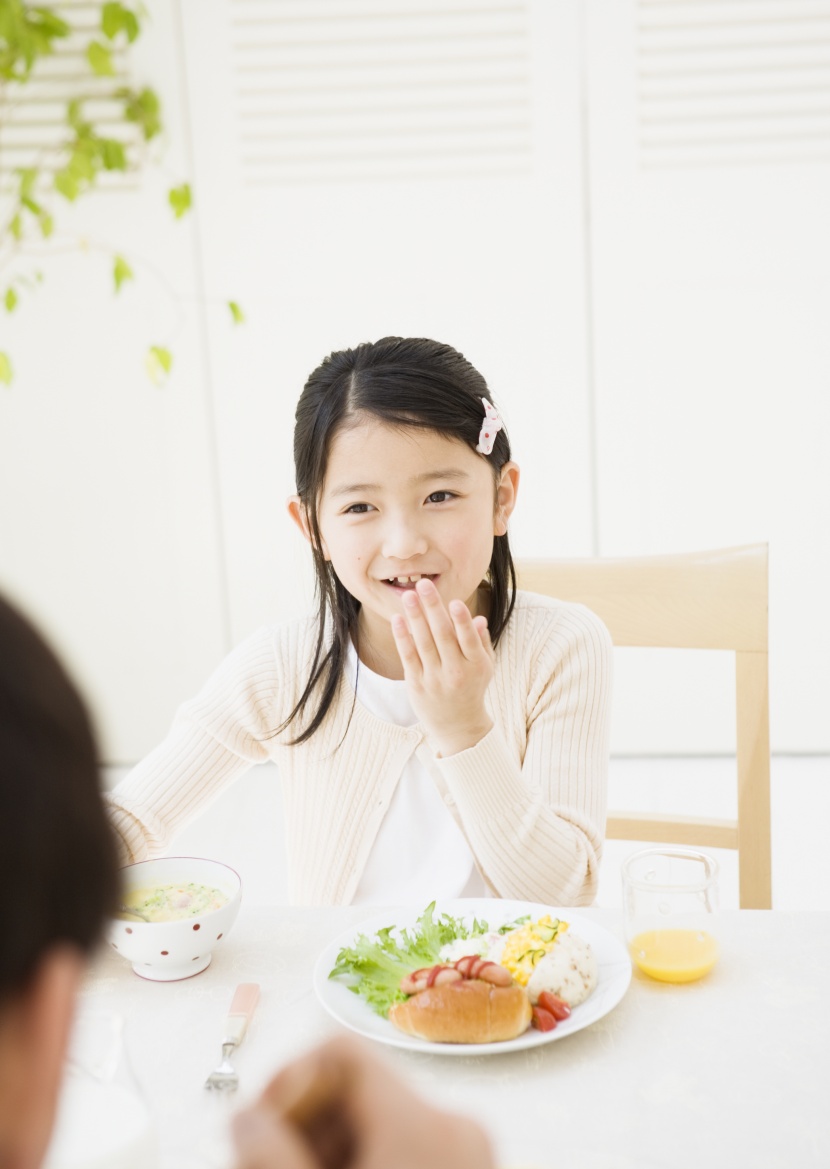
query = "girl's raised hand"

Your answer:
(390, 577), (494, 757)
